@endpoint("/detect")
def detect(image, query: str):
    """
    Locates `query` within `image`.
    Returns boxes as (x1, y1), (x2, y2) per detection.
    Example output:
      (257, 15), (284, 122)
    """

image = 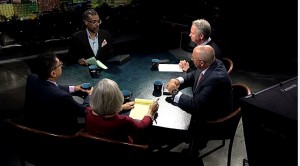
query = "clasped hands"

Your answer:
(166, 78), (180, 94)
(179, 60), (190, 72)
